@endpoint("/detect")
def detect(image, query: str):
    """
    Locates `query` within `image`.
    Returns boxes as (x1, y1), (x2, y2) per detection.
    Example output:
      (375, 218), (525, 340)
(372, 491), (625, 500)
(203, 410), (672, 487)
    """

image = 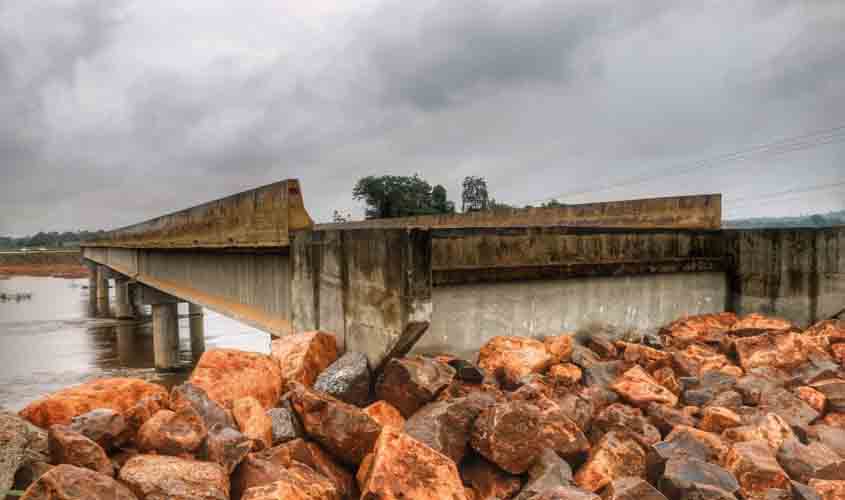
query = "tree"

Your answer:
(332, 210), (351, 223)
(461, 176), (489, 212)
(352, 175), (455, 219)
